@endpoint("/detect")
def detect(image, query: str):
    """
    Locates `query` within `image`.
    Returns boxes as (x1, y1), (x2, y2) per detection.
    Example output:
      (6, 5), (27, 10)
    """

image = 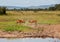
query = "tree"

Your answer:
(48, 7), (56, 11)
(55, 4), (60, 10)
(0, 7), (6, 15)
